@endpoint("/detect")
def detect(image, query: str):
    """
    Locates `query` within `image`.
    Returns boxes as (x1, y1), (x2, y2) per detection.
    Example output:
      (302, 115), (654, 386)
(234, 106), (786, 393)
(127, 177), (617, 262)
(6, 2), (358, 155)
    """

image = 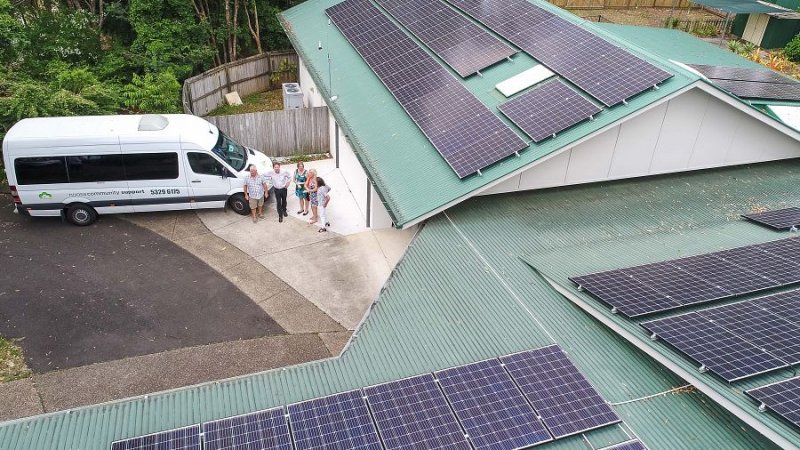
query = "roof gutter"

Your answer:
(537, 272), (800, 450)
